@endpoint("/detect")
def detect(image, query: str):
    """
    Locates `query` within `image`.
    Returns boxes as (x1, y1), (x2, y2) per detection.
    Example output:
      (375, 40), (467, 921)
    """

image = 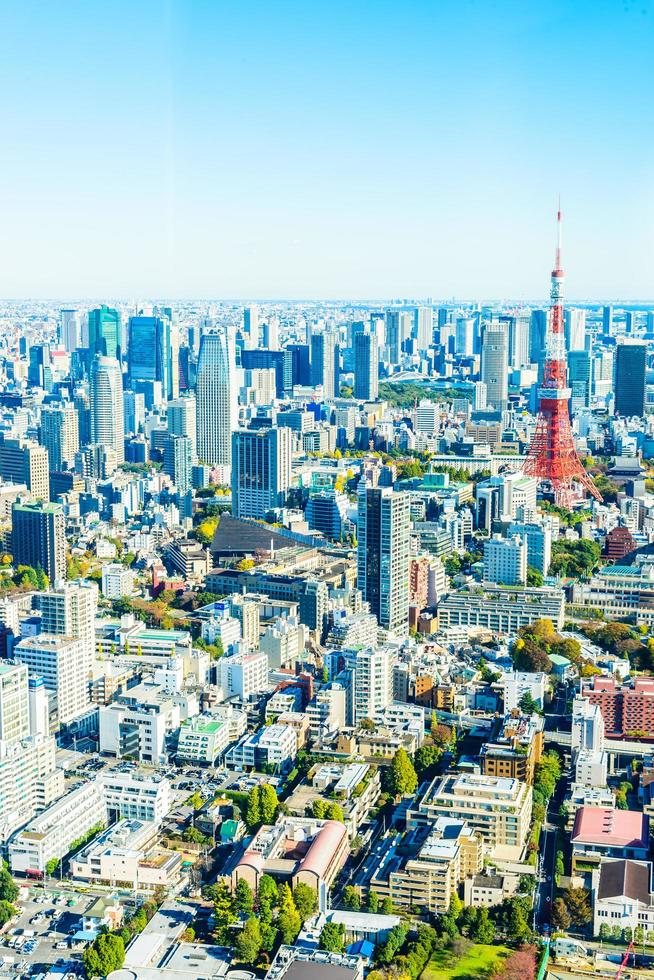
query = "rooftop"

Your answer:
(572, 807), (649, 848)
